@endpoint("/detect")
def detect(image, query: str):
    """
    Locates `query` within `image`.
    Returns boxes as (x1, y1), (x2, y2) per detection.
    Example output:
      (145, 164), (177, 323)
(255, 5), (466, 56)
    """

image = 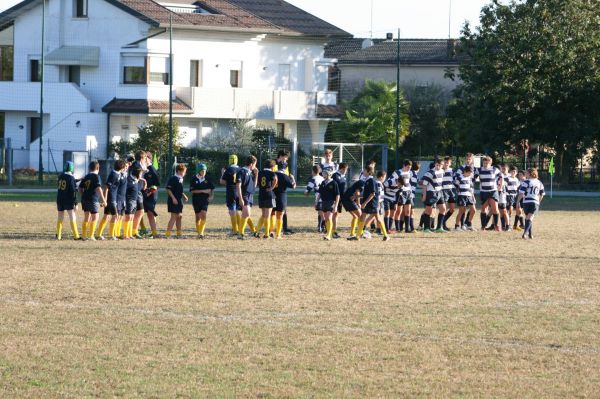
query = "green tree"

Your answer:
(111, 115), (180, 160)
(338, 80), (410, 149)
(449, 0), (600, 179)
